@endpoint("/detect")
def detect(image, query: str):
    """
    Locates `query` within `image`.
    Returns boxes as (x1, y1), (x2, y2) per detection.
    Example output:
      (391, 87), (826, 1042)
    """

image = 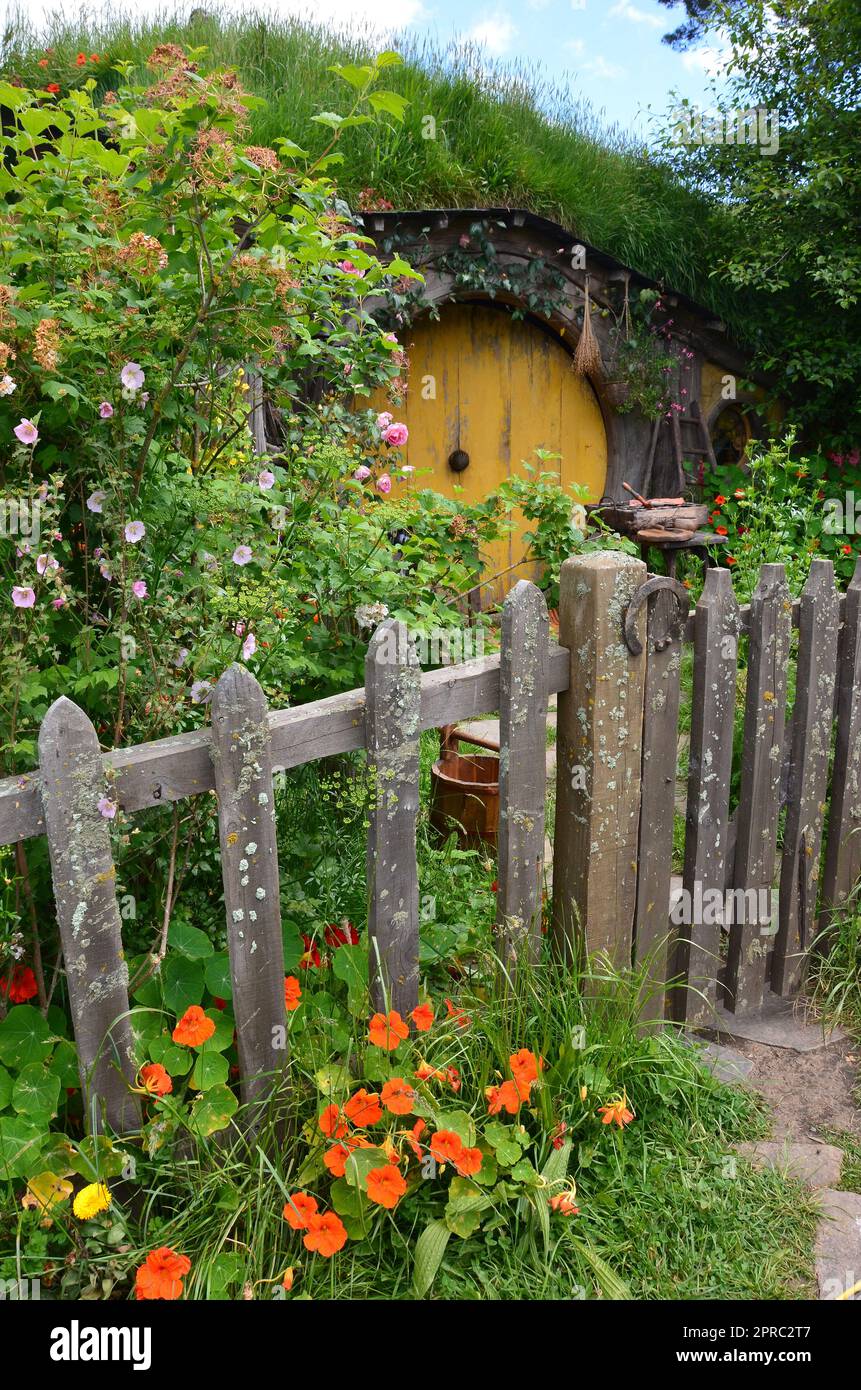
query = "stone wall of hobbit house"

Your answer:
(356, 208), (768, 504)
